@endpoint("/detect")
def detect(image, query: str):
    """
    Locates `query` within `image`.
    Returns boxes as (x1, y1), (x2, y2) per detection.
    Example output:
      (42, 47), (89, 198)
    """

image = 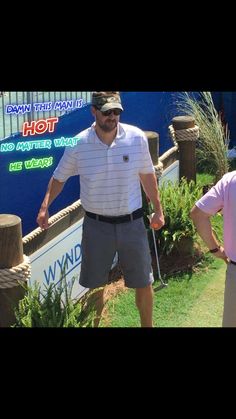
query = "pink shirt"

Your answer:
(196, 171), (236, 262)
